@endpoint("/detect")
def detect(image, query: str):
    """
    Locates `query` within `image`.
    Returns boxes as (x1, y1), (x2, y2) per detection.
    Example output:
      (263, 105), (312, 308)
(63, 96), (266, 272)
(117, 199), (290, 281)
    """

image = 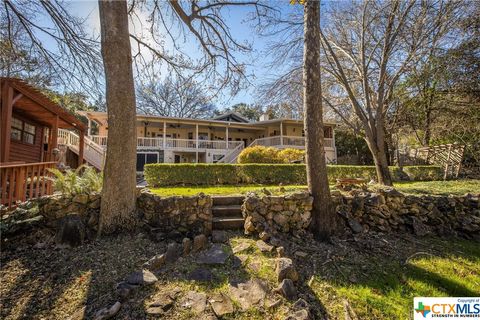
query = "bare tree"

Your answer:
(303, 0), (337, 240)
(1, 0), (103, 96)
(319, 0), (462, 185)
(97, 0), (138, 234)
(137, 74), (216, 118)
